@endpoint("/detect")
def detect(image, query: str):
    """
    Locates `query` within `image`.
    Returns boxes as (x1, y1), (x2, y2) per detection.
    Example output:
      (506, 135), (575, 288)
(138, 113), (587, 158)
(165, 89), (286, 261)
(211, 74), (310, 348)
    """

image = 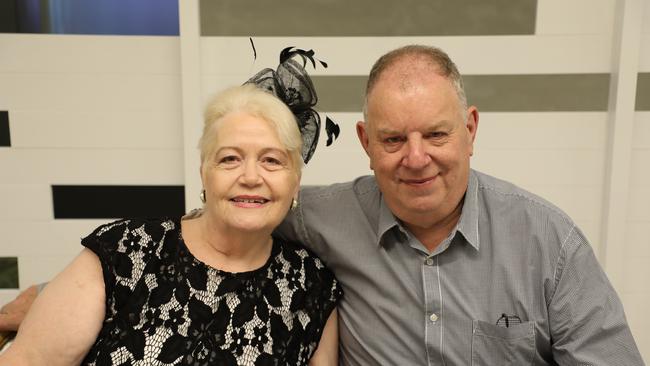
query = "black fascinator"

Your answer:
(245, 45), (340, 164)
